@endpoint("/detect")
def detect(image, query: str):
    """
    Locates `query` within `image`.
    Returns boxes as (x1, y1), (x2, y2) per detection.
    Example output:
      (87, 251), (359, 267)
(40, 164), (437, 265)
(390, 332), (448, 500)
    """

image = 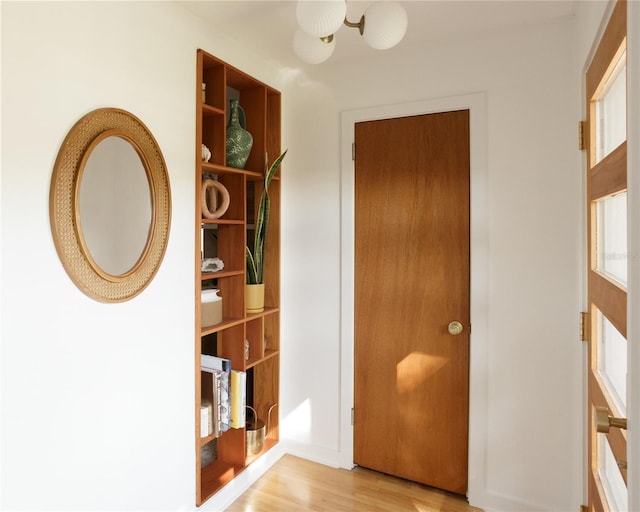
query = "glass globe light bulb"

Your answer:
(296, 0), (346, 38)
(362, 1), (408, 50)
(293, 29), (336, 64)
